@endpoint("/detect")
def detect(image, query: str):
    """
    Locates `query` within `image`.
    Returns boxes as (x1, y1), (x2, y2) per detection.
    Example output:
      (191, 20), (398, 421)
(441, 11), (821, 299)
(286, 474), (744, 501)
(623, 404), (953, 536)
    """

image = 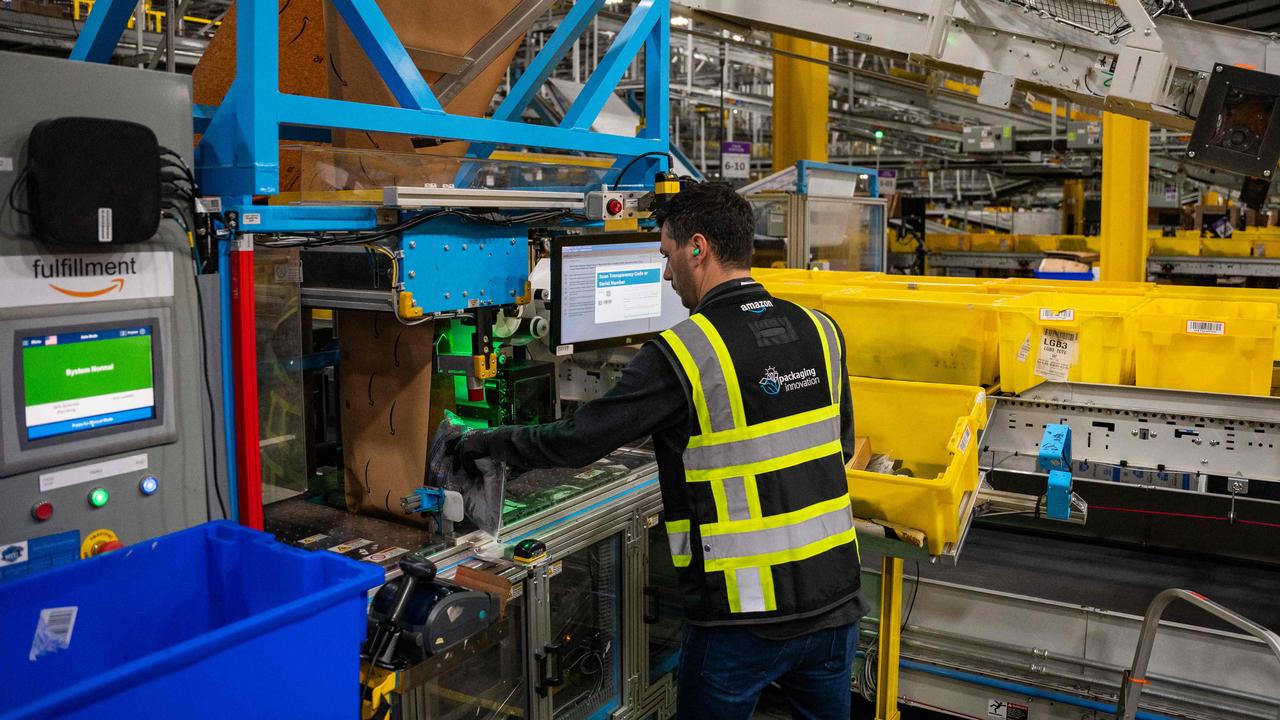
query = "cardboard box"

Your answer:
(847, 437), (872, 472)
(338, 311), (437, 524)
